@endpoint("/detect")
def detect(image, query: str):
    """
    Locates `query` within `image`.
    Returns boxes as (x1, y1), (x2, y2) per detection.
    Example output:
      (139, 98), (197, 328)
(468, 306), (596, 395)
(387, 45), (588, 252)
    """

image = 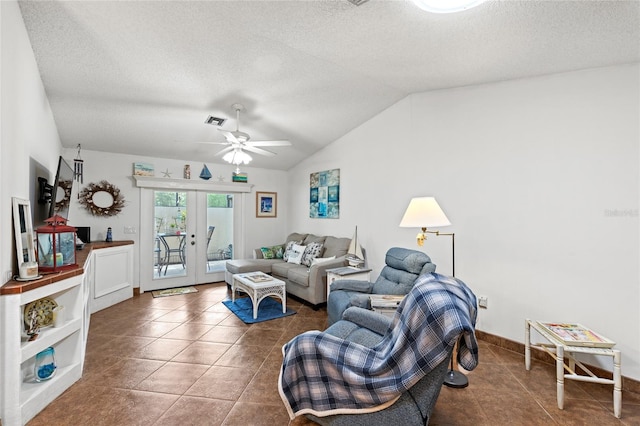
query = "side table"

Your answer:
(525, 319), (622, 418)
(326, 266), (372, 298)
